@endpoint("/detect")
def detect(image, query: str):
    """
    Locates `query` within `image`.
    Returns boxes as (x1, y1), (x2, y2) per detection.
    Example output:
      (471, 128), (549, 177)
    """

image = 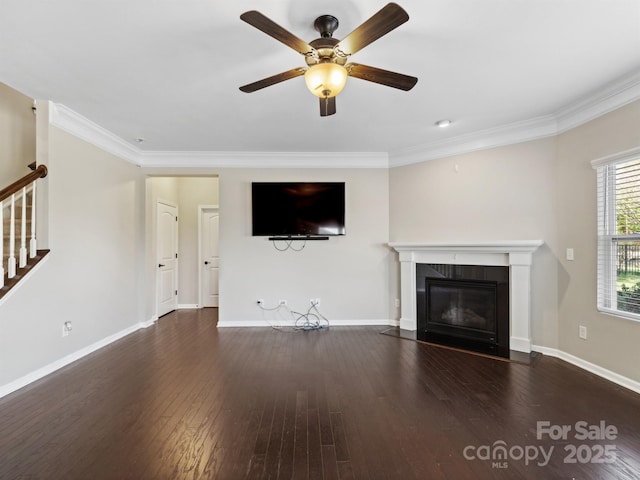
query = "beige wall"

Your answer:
(389, 137), (561, 348)
(0, 82), (35, 185)
(216, 167), (391, 324)
(142, 166), (392, 324)
(556, 100), (640, 381)
(0, 127), (146, 386)
(389, 100), (640, 384)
